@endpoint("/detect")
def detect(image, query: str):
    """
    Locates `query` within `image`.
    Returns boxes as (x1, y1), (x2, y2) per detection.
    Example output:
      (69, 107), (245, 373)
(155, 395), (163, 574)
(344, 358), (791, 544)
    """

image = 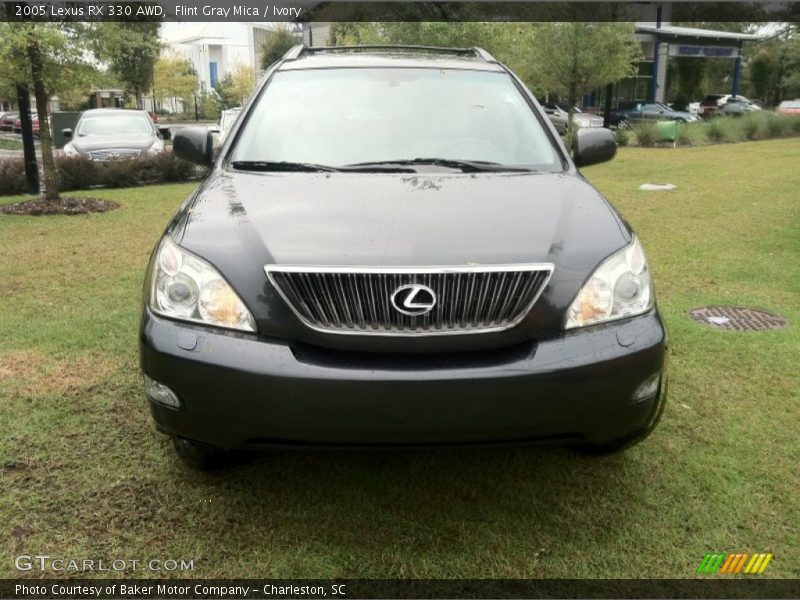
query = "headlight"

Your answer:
(565, 237), (654, 329)
(63, 143), (79, 157)
(149, 237), (256, 332)
(147, 139), (164, 155)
